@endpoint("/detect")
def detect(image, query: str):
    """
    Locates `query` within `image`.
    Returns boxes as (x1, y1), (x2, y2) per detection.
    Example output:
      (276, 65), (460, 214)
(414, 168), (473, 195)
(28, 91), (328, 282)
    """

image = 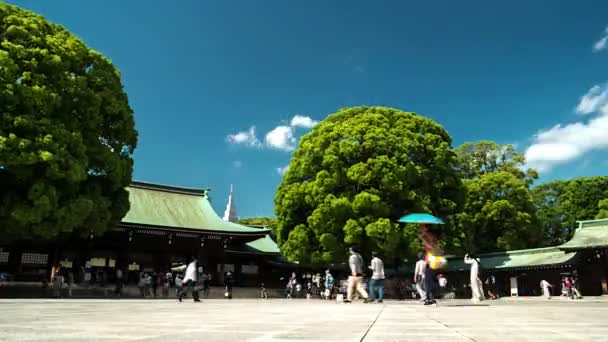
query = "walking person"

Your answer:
(115, 267), (124, 297)
(137, 272), (146, 297)
(324, 269), (335, 300)
(175, 273), (183, 298)
(224, 271), (234, 299)
(570, 276), (582, 299)
(201, 271), (211, 298)
(414, 252), (427, 302)
(151, 272), (159, 299)
(344, 246), (368, 303)
(286, 272), (297, 299)
(172, 256), (201, 303)
(464, 254), (484, 302)
(162, 271), (171, 298)
(485, 275), (497, 300)
(423, 261), (436, 305)
(52, 265), (64, 298)
(67, 271), (74, 298)
(540, 279), (552, 299)
(368, 251), (385, 303)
